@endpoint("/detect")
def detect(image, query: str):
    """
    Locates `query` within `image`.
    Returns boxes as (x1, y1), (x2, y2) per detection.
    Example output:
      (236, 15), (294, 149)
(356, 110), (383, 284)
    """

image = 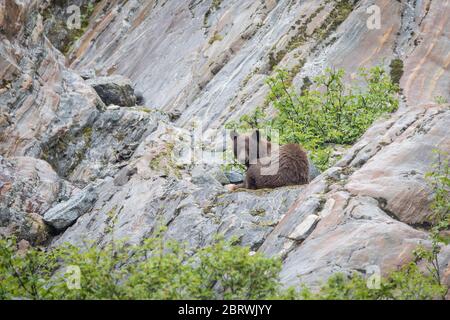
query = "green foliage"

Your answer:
(221, 152), (246, 175)
(293, 263), (446, 300)
(413, 150), (450, 295)
(0, 236), (281, 300)
(225, 106), (268, 131)
(313, 0), (353, 42)
(227, 66), (399, 170)
(0, 238), (60, 299)
(203, 0), (223, 27)
(434, 96), (448, 105)
(208, 31), (223, 45)
(425, 150), (450, 231)
(1, 232), (446, 300)
(268, 67), (398, 157)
